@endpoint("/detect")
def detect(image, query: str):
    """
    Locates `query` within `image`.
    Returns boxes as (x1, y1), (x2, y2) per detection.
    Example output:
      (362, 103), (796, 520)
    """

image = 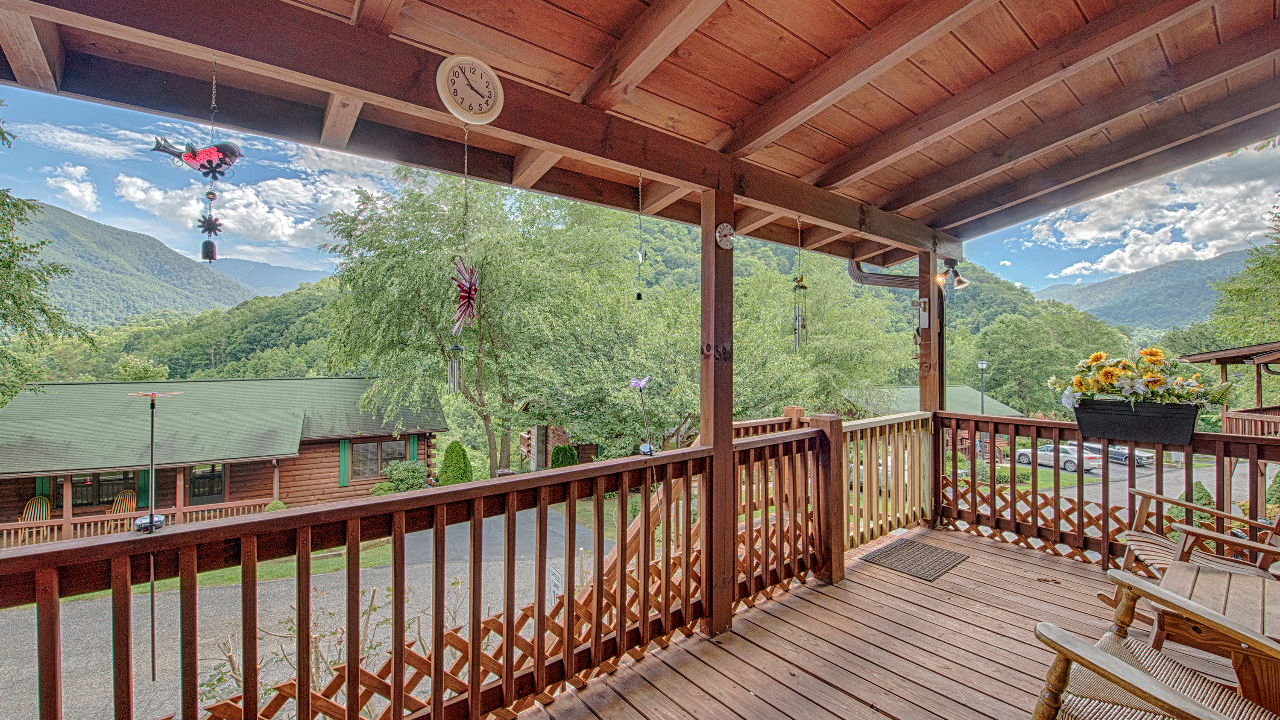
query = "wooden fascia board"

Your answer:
(879, 19), (1280, 212)
(0, 8), (60, 91)
(572, 0), (722, 110)
(717, 0), (995, 157)
(808, 0), (1216, 189)
(319, 92), (364, 149)
(932, 73), (1280, 231)
(352, 0), (405, 35)
(948, 104), (1280, 239)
